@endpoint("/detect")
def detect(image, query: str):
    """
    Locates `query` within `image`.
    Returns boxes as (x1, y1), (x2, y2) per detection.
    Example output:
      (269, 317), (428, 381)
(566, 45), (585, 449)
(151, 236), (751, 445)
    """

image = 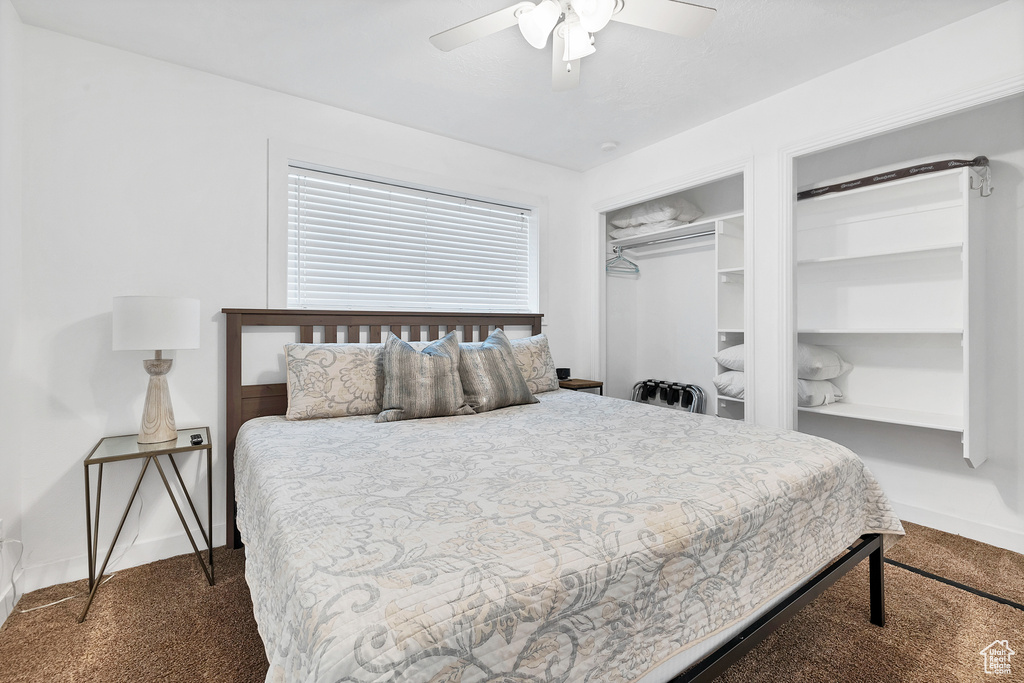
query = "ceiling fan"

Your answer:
(429, 0), (716, 91)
